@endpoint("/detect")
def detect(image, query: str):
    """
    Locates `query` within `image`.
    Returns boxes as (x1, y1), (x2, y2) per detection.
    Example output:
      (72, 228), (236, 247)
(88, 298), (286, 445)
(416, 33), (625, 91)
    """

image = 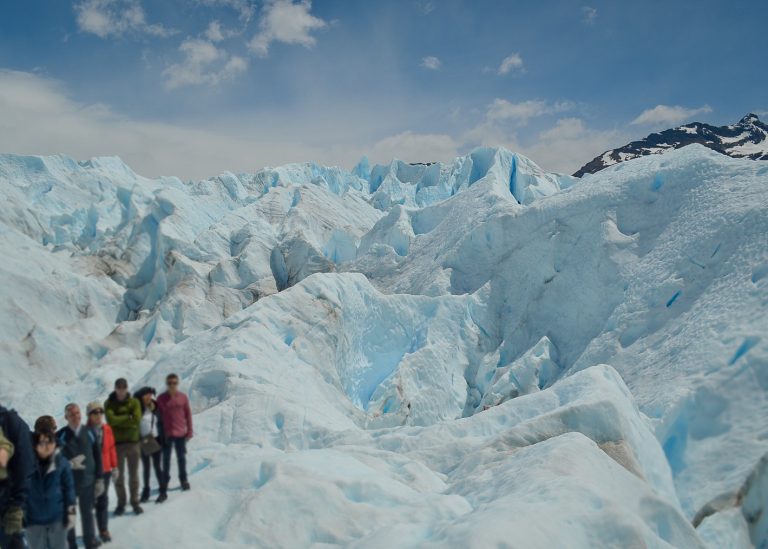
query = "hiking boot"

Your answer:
(181, 481), (191, 491)
(140, 487), (150, 503)
(86, 540), (102, 549)
(100, 530), (112, 543)
(114, 506), (125, 517)
(156, 492), (168, 504)
(132, 504), (144, 515)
